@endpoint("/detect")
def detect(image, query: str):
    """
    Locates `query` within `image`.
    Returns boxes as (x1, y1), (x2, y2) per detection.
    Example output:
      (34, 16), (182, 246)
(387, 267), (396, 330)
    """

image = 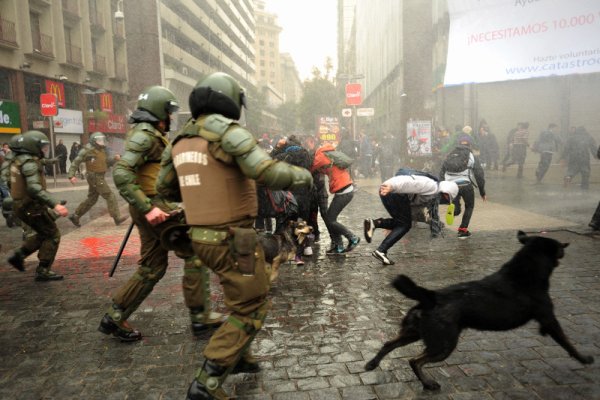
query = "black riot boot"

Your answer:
(231, 352), (261, 374)
(98, 304), (142, 342)
(590, 202), (600, 230)
(8, 249), (26, 272)
(190, 307), (225, 337)
(186, 360), (229, 400)
(34, 262), (63, 281)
